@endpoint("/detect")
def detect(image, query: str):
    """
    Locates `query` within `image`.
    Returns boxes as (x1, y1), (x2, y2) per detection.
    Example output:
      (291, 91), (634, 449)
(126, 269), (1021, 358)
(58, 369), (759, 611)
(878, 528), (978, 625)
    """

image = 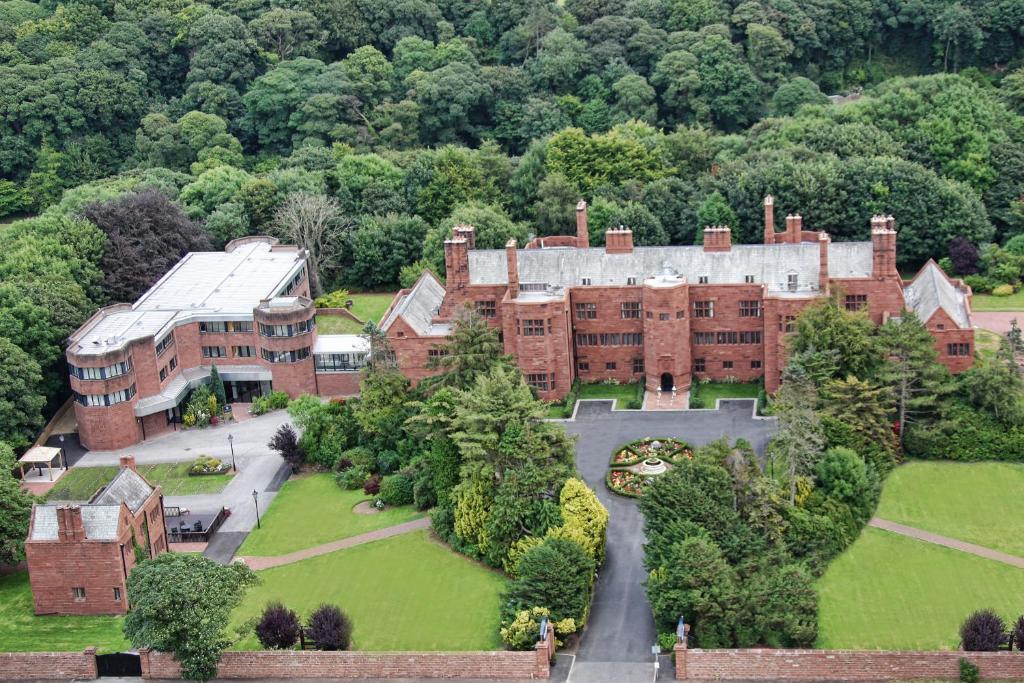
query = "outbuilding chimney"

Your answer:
(57, 505), (86, 542)
(871, 215), (898, 279)
(605, 227), (634, 254)
(506, 238), (519, 298)
(703, 225), (732, 252)
(443, 237), (470, 291)
(575, 200), (589, 249)
(119, 455), (137, 472)
(763, 195), (775, 244)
